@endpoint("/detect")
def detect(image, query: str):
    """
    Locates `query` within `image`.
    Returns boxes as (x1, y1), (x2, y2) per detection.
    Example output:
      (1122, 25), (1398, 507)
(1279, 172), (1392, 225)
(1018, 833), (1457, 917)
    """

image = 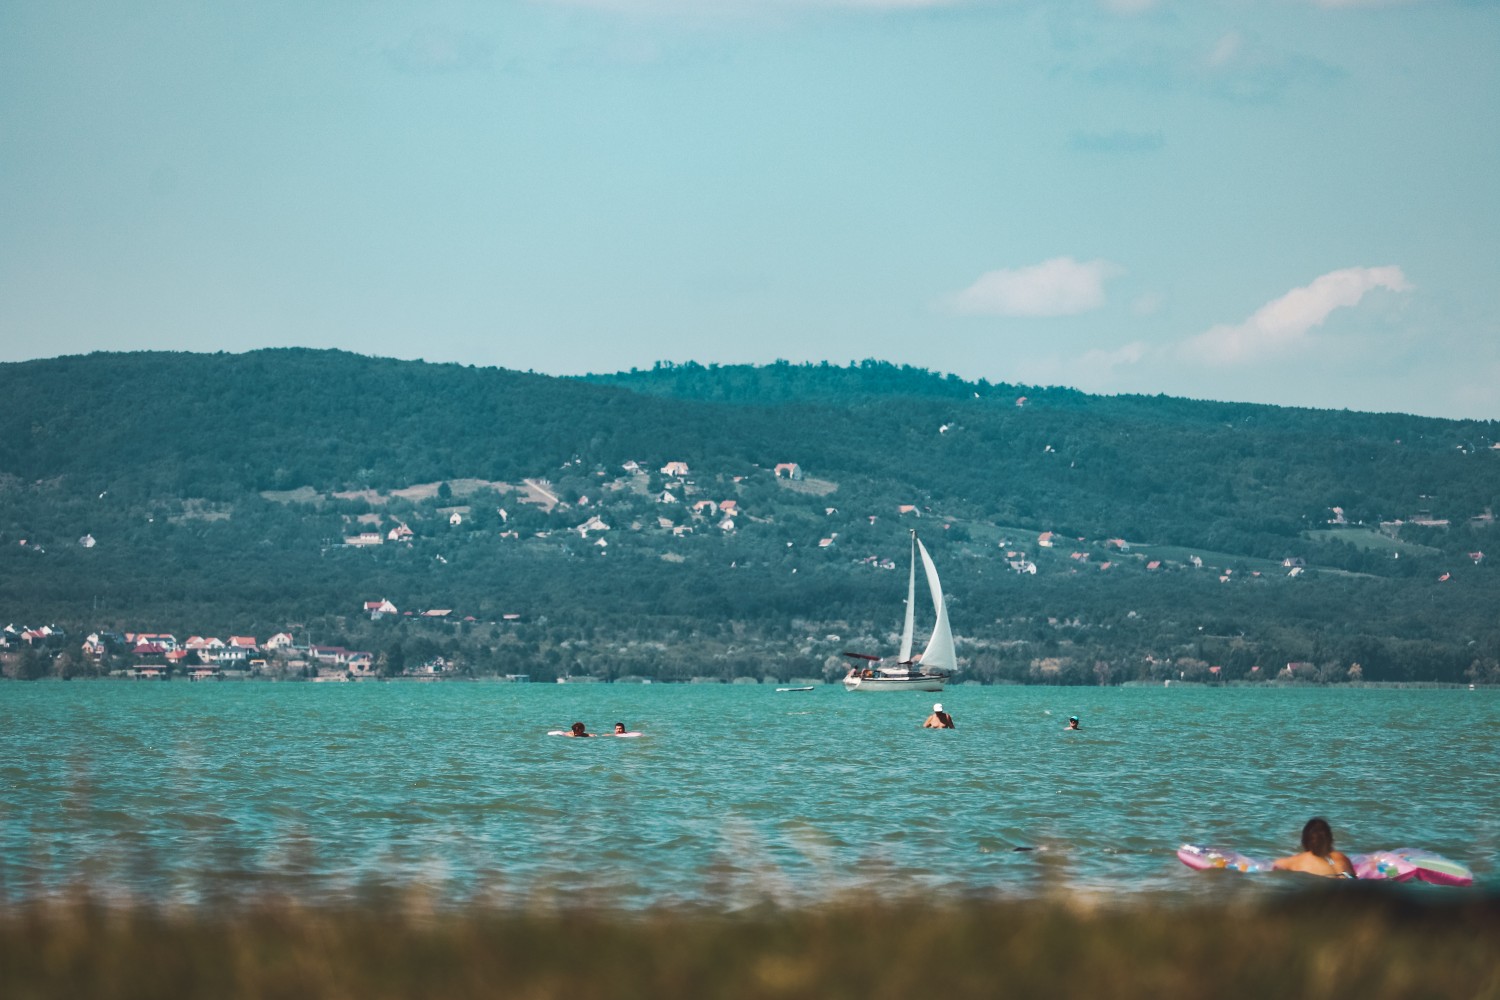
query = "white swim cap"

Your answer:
(933, 703), (943, 713)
